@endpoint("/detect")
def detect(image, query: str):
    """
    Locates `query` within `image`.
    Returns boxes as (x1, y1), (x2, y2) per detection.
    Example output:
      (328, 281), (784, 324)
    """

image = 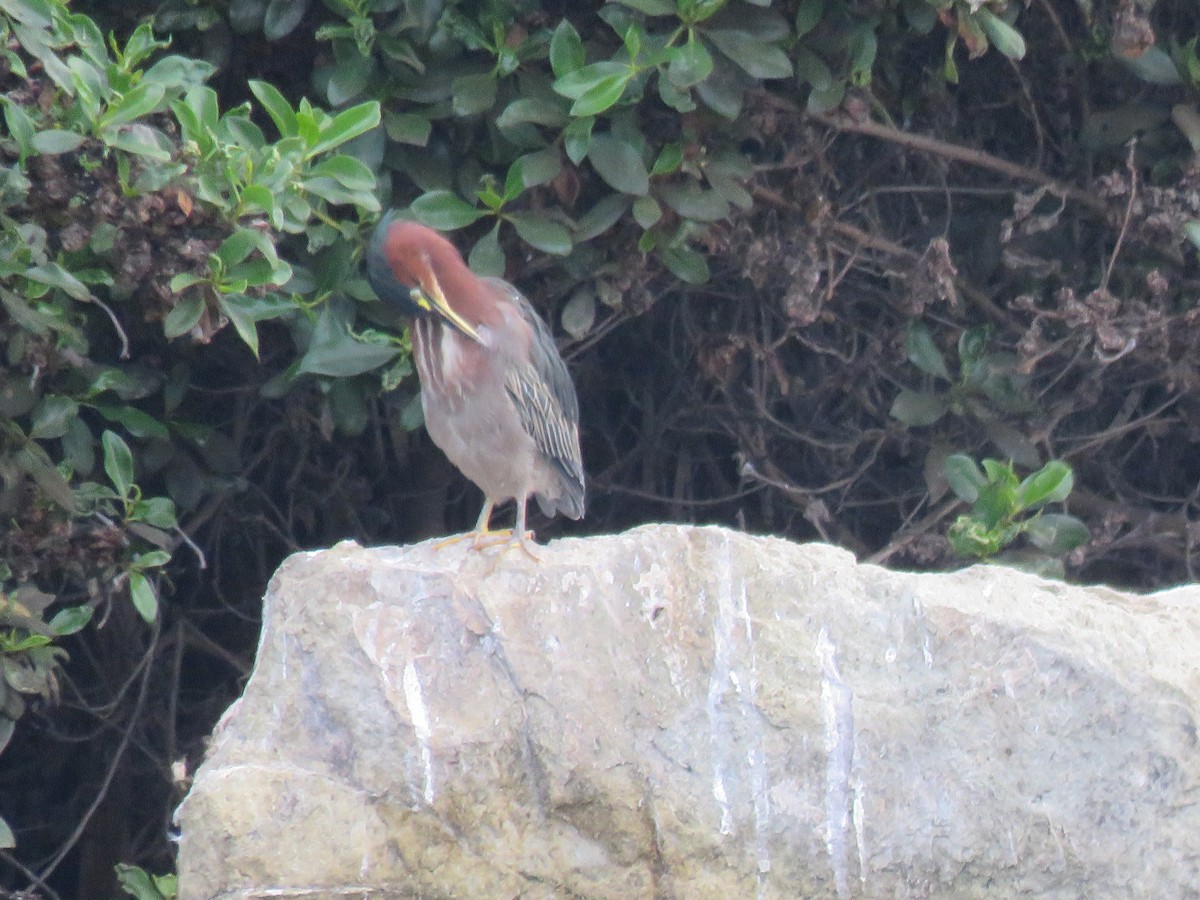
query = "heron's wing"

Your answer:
(486, 279), (585, 507)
